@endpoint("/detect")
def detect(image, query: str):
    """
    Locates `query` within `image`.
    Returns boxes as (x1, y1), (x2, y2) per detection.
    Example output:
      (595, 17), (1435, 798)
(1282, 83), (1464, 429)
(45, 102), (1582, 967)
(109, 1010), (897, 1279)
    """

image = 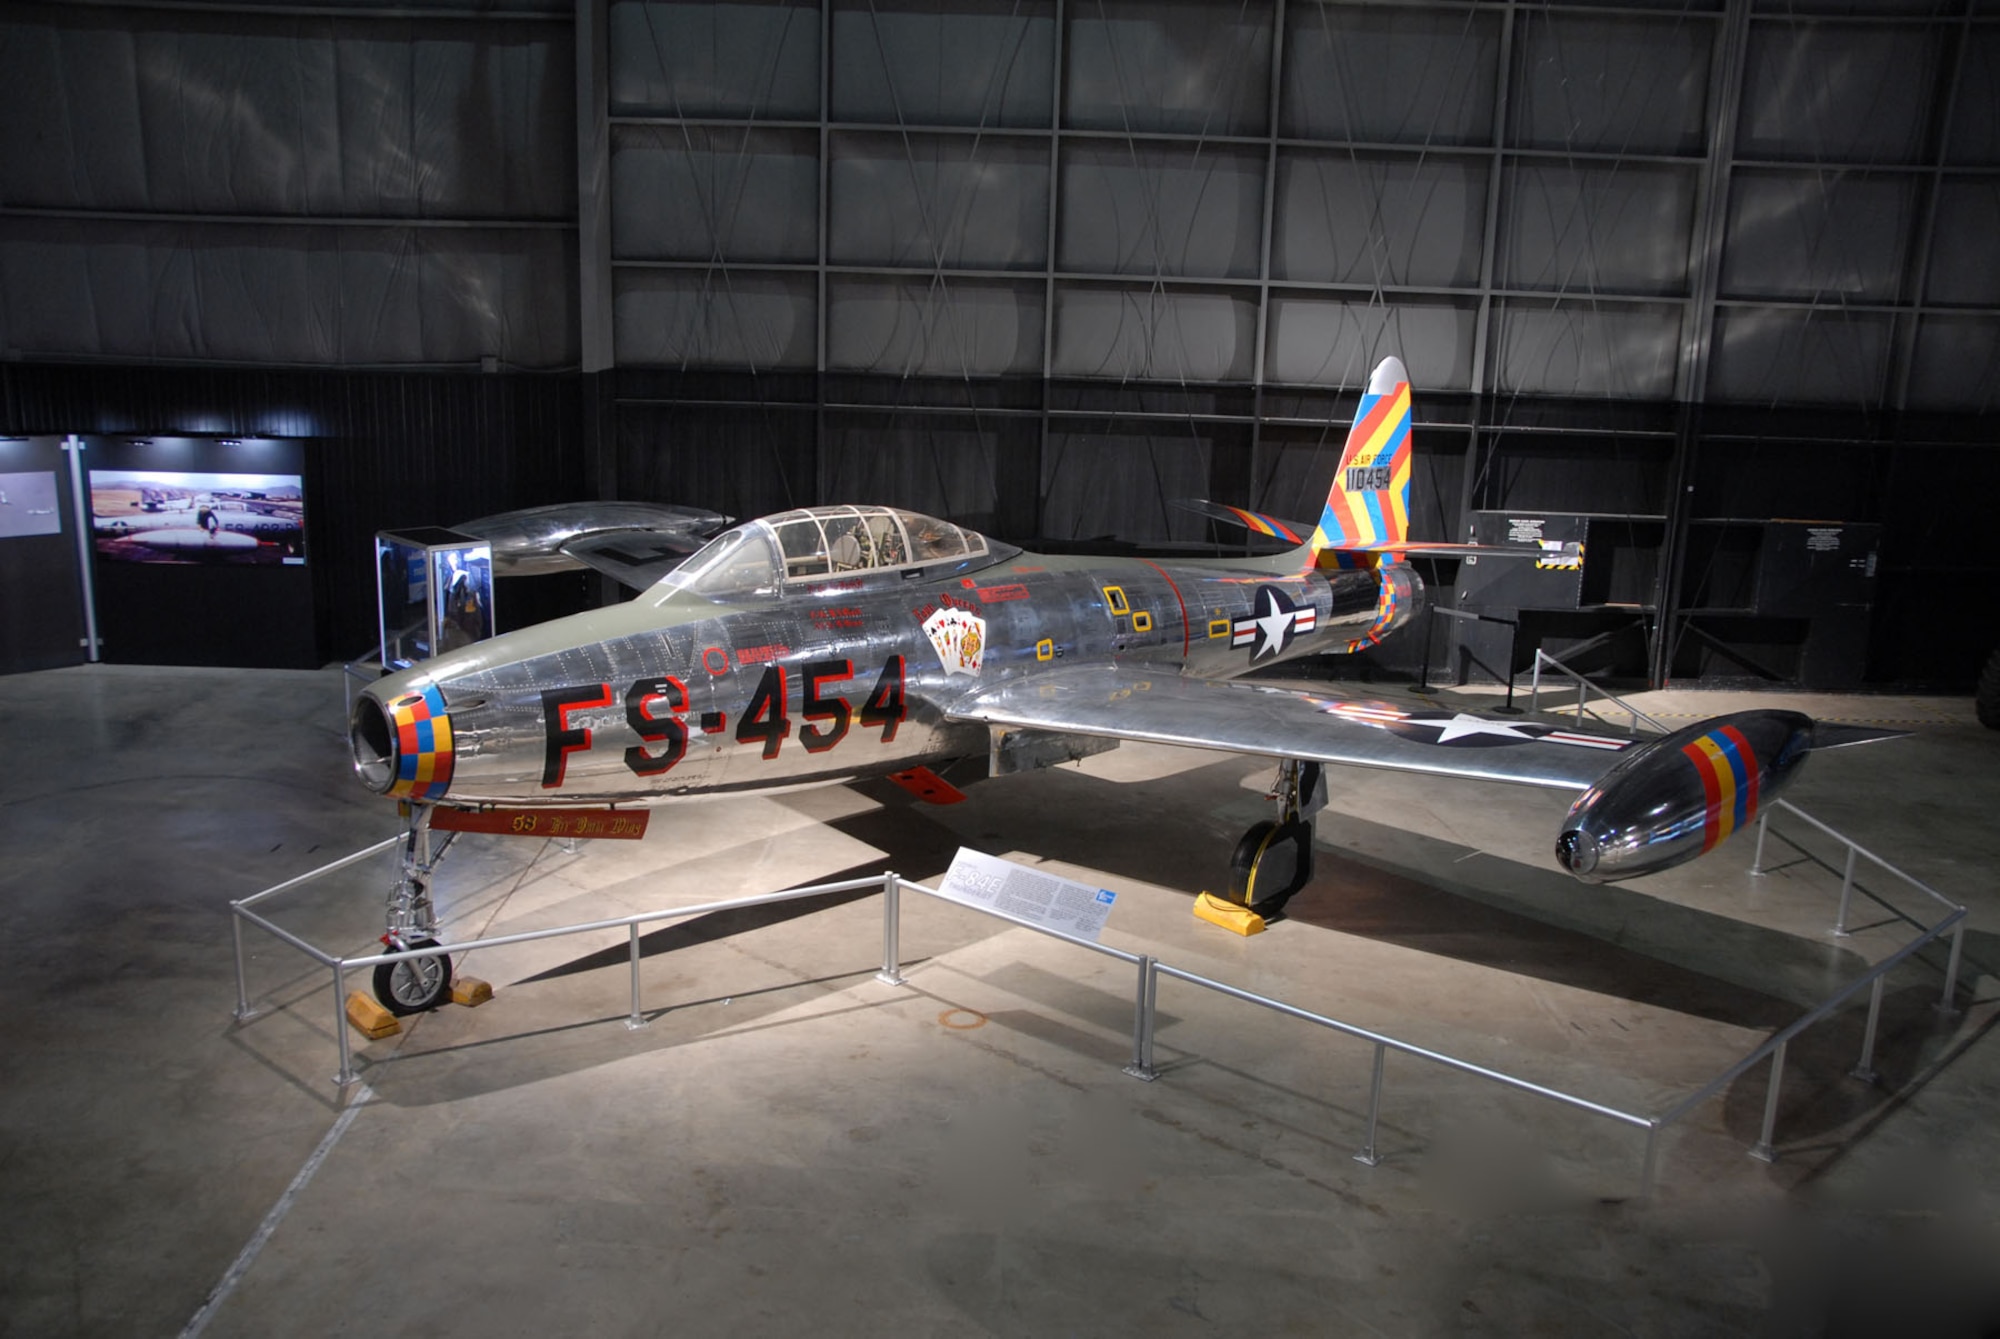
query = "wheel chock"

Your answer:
(450, 976), (493, 1007)
(344, 991), (402, 1040)
(1193, 891), (1266, 936)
